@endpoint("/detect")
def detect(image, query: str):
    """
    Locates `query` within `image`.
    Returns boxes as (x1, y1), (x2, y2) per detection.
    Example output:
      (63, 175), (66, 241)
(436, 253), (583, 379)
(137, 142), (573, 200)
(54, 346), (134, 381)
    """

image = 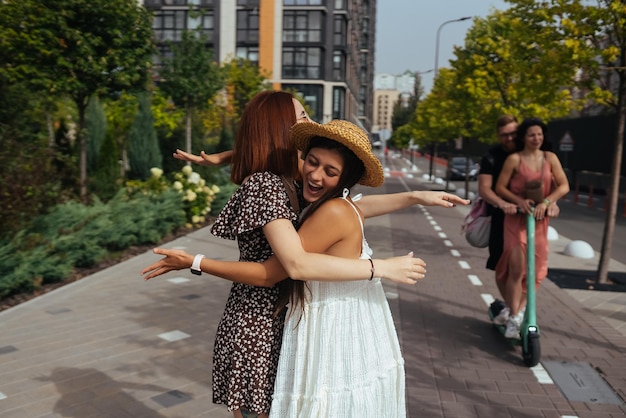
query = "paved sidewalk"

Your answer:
(0, 164), (625, 417)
